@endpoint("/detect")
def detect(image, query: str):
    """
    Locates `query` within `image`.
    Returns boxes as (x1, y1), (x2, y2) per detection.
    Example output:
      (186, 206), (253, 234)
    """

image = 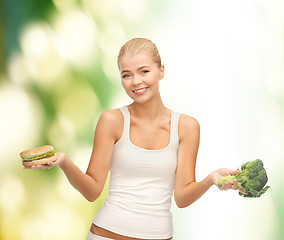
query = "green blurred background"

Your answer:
(0, 0), (283, 239)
